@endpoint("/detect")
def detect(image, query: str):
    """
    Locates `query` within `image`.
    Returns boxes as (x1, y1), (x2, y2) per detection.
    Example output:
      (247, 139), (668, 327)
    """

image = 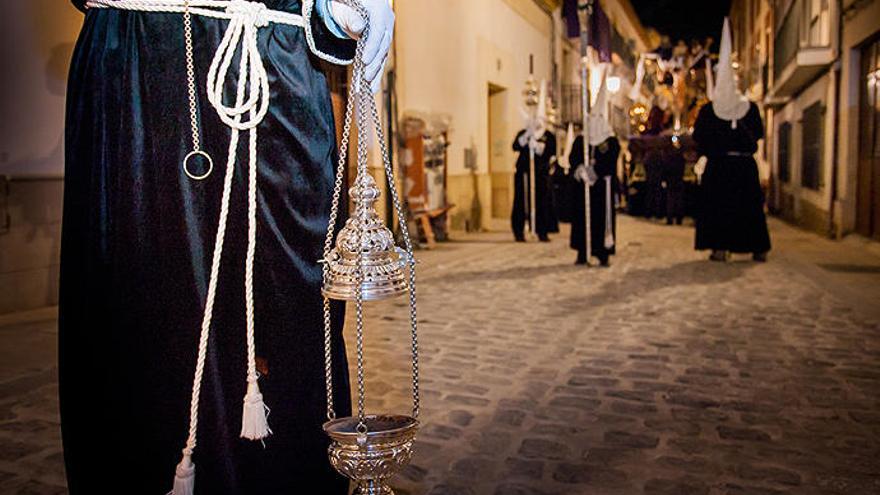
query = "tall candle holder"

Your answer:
(320, 2), (420, 494)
